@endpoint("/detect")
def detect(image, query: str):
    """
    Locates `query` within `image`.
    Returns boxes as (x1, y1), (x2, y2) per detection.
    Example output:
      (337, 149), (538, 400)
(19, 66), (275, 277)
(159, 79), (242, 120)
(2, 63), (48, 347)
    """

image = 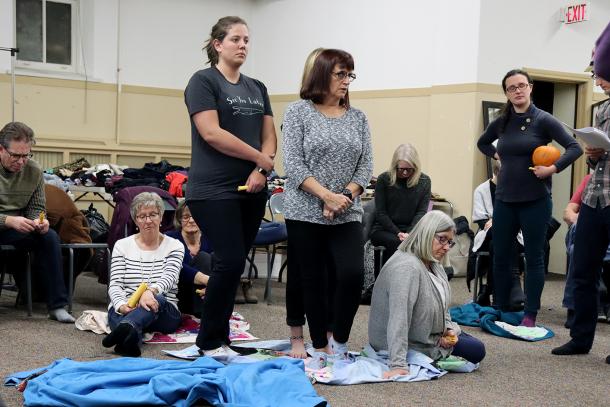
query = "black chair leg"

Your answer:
(25, 252), (32, 317)
(247, 247), (259, 280)
(68, 248), (74, 313)
(264, 246), (273, 303)
(473, 254), (481, 302)
(278, 258), (288, 283)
